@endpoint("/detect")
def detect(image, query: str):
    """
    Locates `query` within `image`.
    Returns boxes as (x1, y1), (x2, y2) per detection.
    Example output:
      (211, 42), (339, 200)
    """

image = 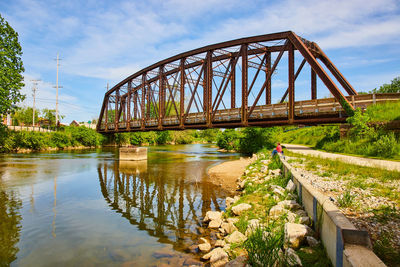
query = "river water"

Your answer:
(0, 144), (240, 266)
